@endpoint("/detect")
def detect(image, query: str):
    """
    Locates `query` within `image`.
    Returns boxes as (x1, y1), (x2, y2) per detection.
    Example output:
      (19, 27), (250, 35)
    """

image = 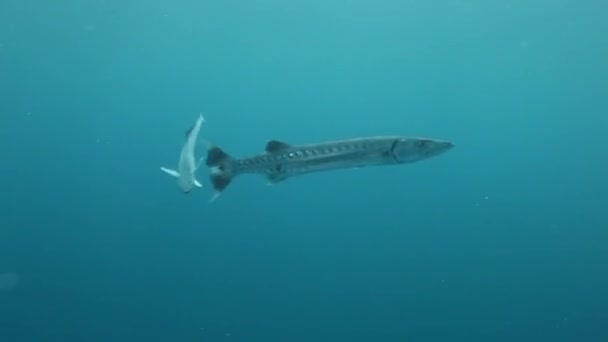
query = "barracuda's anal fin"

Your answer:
(267, 171), (289, 184)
